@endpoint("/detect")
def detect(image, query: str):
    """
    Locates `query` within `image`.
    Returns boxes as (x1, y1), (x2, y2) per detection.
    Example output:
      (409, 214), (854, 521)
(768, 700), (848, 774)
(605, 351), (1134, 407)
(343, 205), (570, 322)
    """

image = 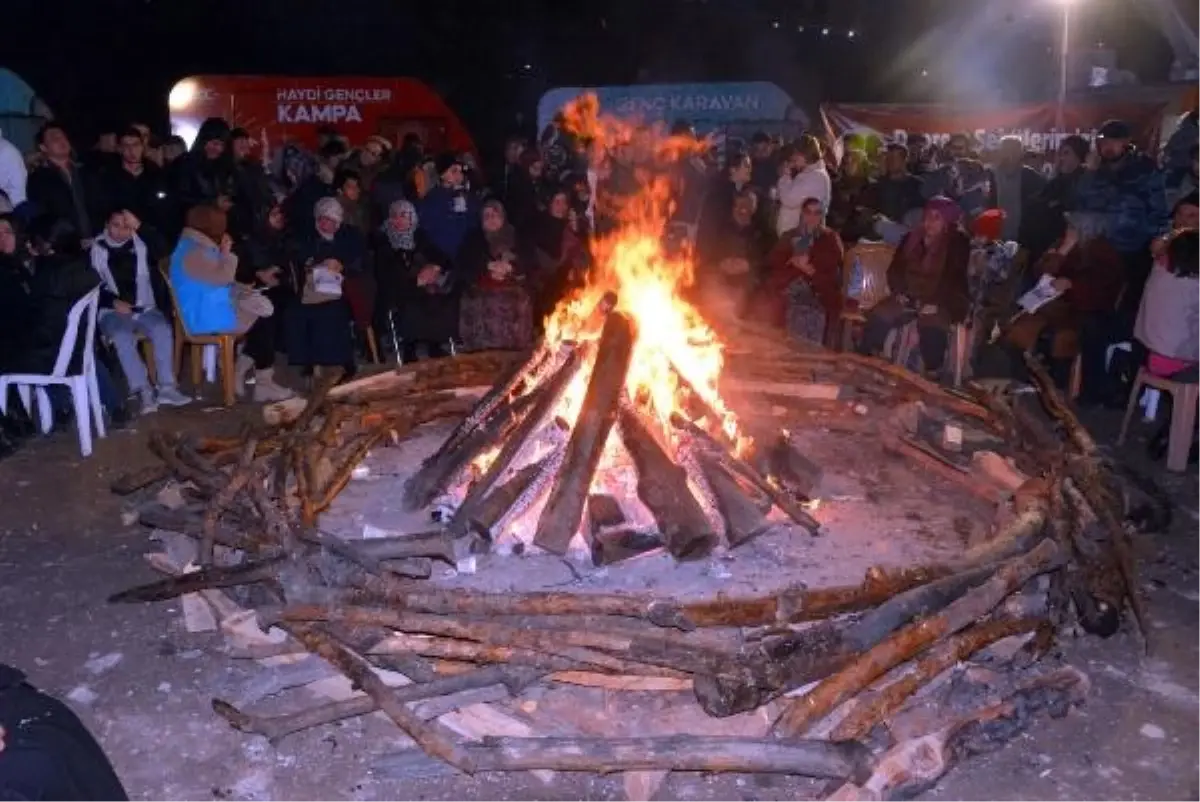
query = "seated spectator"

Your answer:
(90, 210), (189, 412)
(458, 199), (533, 351)
(334, 168), (366, 231)
(288, 197), (363, 382)
(965, 209), (1021, 331)
(233, 202), (295, 402)
(8, 215), (128, 425)
(168, 205), (276, 386)
(373, 200), (457, 361)
(524, 189), (572, 323)
(857, 196), (971, 375)
(1134, 228), (1199, 460)
(695, 189), (771, 321)
(1002, 212), (1124, 380)
(758, 197), (844, 345)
